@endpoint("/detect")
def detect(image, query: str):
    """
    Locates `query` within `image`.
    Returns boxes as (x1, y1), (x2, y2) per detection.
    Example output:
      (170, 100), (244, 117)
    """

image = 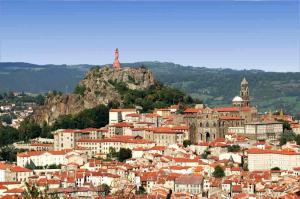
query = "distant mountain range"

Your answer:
(1, 62), (300, 117)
